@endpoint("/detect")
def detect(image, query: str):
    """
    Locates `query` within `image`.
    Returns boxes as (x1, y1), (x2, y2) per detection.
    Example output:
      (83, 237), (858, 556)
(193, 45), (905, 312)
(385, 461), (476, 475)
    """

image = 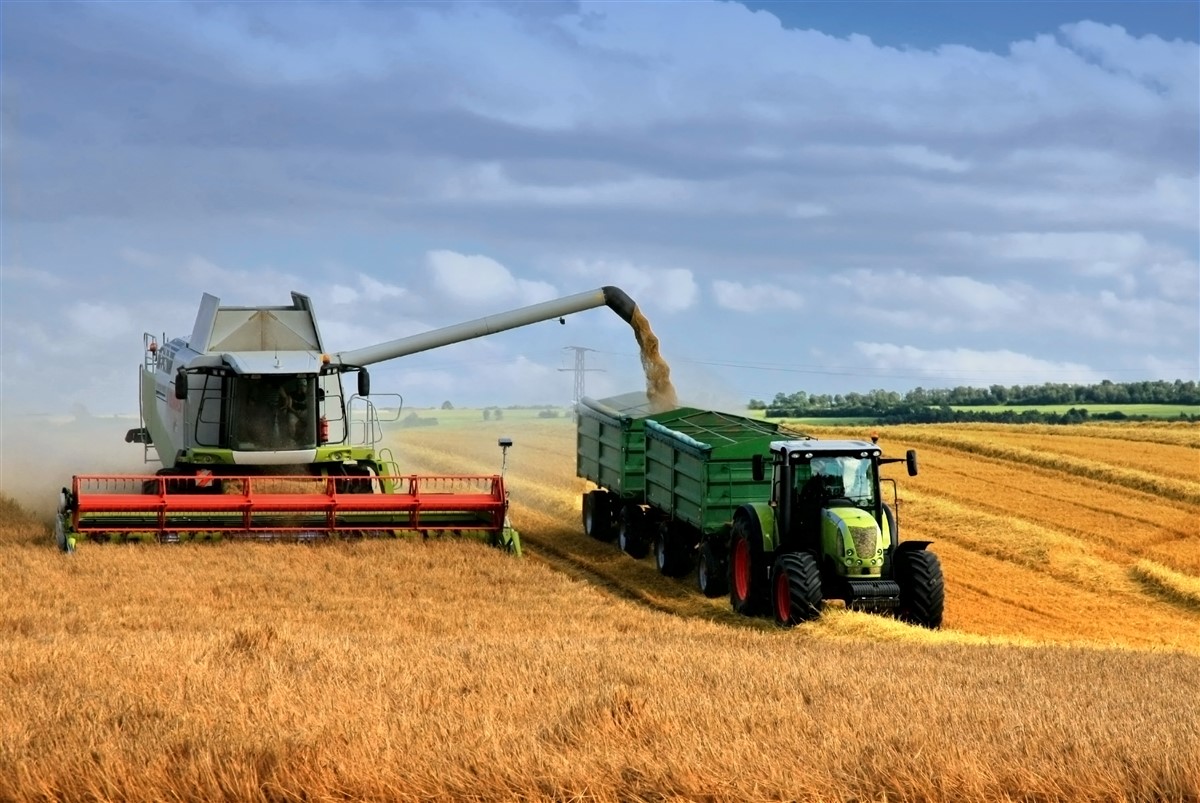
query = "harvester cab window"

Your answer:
(228, 375), (318, 451)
